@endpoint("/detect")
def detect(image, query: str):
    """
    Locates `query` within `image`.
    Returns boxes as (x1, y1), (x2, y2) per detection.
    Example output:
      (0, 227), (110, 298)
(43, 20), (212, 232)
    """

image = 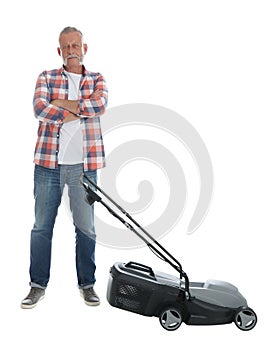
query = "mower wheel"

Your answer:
(234, 307), (257, 331)
(159, 306), (183, 331)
